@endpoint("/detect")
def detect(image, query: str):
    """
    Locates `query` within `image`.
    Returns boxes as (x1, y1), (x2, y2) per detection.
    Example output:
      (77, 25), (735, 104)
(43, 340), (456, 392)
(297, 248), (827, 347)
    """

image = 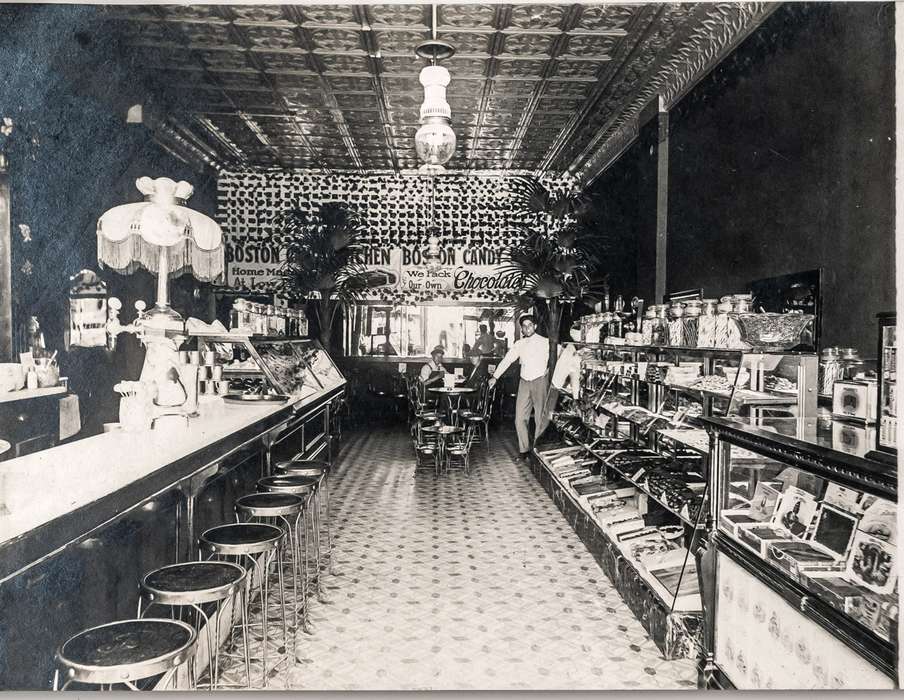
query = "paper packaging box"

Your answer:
(804, 574), (867, 613)
(736, 523), (795, 557)
(847, 593), (899, 641)
(766, 541), (845, 582)
(832, 380), (878, 423)
(612, 484), (637, 499)
(610, 517), (646, 538)
(719, 509), (760, 538)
